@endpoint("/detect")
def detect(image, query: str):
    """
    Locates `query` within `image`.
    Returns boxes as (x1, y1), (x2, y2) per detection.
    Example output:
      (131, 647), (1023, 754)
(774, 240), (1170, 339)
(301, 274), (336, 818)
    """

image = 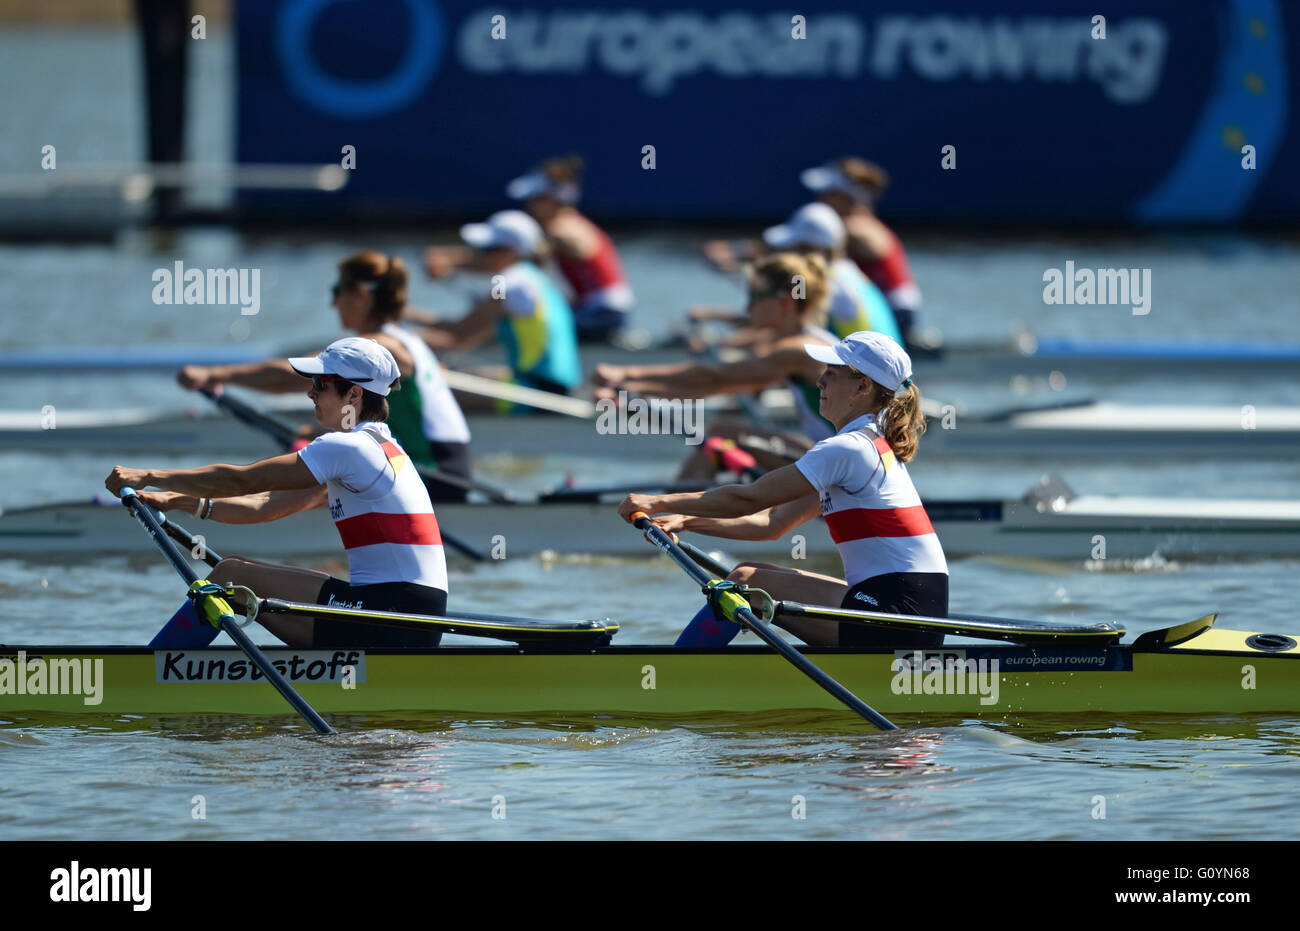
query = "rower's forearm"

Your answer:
(653, 485), (756, 519)
(680, 512), (780, 541)
(216, 361), (304, 393)
(622, 364), (720, 398)
(147, 465), (262, 497)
